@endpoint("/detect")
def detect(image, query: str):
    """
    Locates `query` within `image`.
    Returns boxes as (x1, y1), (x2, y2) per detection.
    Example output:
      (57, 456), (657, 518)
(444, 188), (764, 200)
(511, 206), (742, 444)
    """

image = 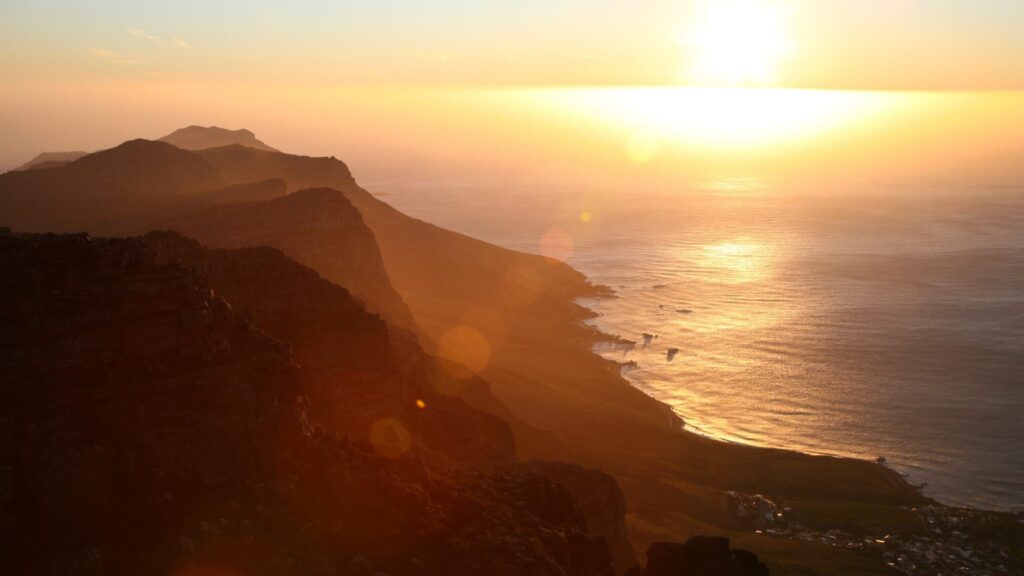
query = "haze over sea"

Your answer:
(341, 88), (1024, 513)
(374, 175), (1024, 512)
